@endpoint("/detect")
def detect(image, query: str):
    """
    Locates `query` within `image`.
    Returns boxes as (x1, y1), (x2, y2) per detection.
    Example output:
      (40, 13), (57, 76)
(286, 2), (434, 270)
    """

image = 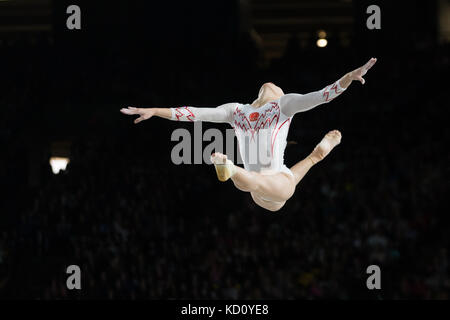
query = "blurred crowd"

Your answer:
(0, 24), (449, 299)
